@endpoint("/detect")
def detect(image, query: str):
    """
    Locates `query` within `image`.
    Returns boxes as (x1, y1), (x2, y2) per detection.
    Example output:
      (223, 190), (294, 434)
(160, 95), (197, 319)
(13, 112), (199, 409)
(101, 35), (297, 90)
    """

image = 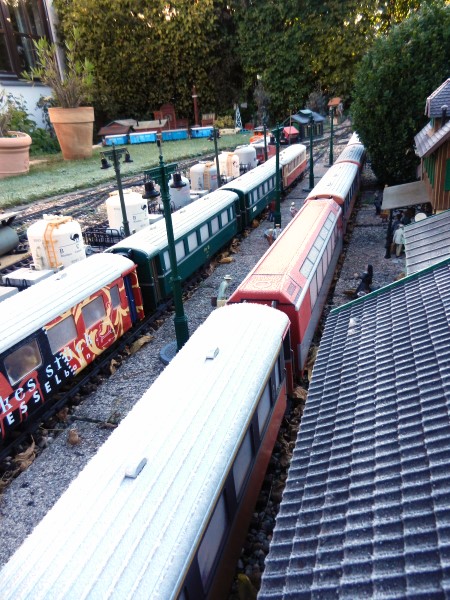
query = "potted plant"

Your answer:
(25, 28), (95, 160)
(0, 90), (32, 178)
